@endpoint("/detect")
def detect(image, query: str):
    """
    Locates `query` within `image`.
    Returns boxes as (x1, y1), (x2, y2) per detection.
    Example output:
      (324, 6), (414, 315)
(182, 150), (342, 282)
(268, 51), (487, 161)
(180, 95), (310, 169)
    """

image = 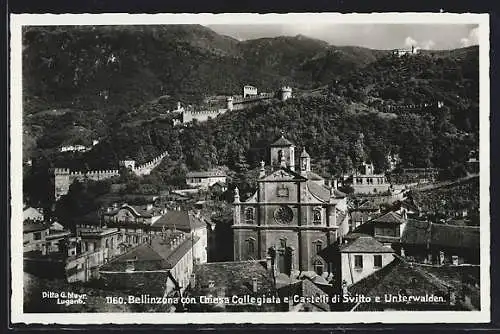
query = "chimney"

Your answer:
(252, 278), (258, 293)
(190, 273), (196, 289)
